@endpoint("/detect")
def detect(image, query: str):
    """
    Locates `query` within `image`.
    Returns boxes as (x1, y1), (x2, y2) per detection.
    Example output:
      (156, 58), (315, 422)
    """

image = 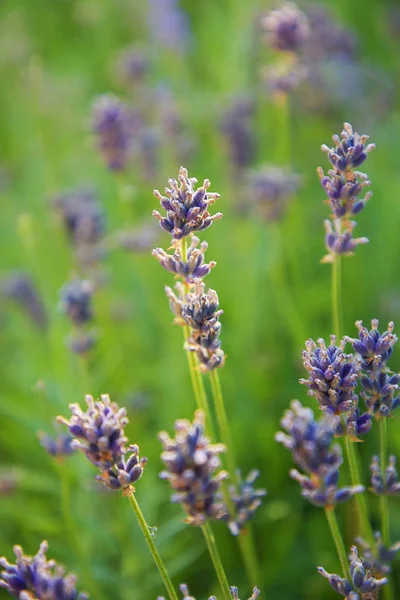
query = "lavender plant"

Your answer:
(59, 280), (95, 355)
